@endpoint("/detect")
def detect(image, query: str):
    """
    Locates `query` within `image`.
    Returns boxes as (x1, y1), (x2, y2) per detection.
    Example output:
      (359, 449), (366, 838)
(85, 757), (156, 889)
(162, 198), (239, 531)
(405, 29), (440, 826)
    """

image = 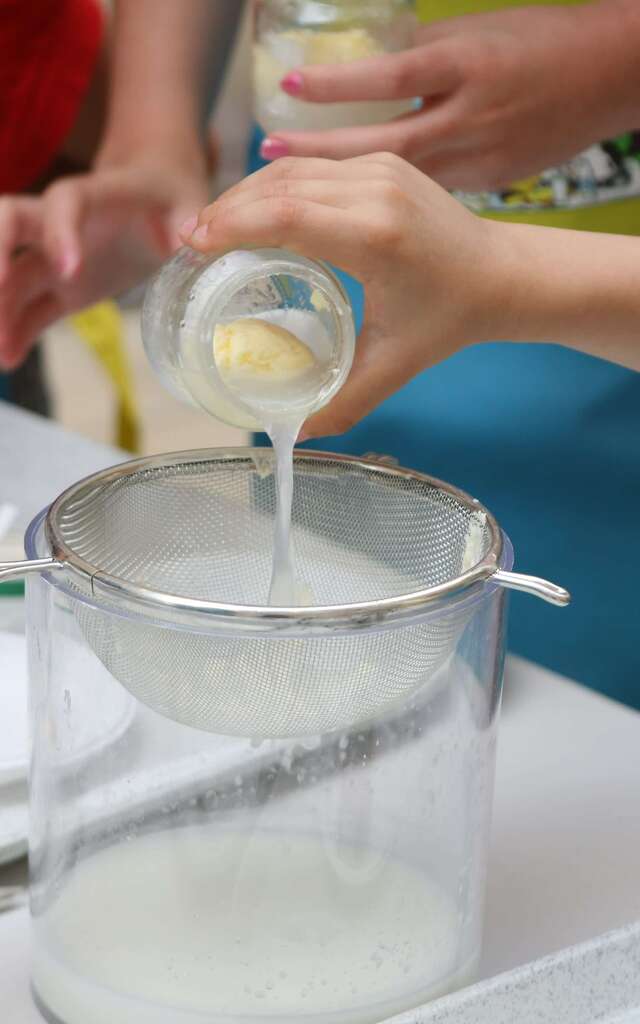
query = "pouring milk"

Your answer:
(212, 311), (329, 604)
